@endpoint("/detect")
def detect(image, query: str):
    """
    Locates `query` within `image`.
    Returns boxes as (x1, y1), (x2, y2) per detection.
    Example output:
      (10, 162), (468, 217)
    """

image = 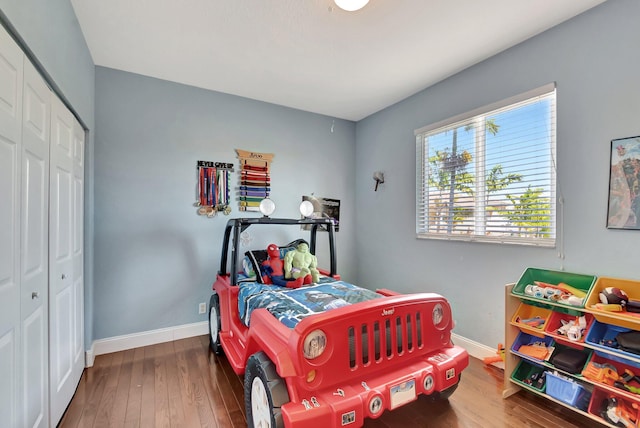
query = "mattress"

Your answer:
(238, 280), (382, 328)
